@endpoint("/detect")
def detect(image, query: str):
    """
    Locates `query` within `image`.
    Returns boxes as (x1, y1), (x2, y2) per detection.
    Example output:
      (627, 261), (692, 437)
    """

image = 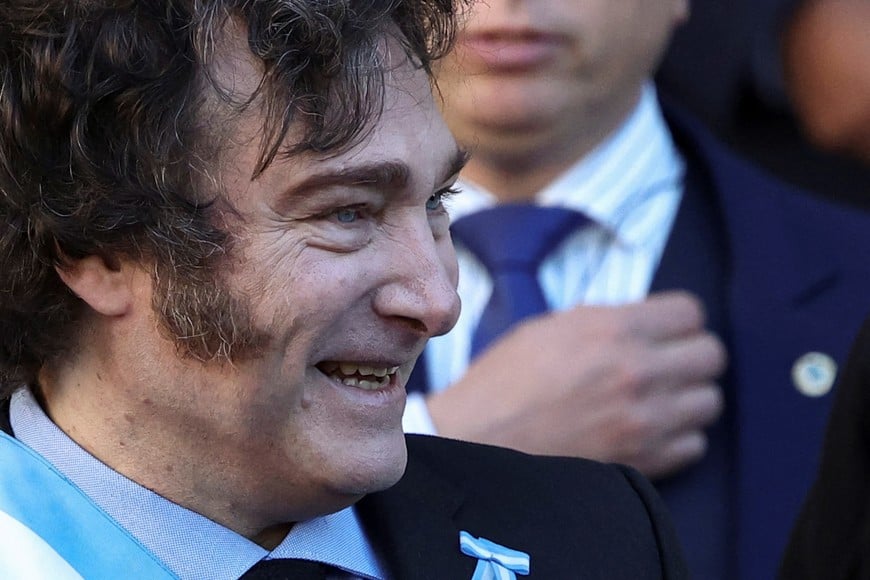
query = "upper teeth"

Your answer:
(328, 362), (399, 377)
(322, 362), (400, 390)
(338, 363), (398, 377)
